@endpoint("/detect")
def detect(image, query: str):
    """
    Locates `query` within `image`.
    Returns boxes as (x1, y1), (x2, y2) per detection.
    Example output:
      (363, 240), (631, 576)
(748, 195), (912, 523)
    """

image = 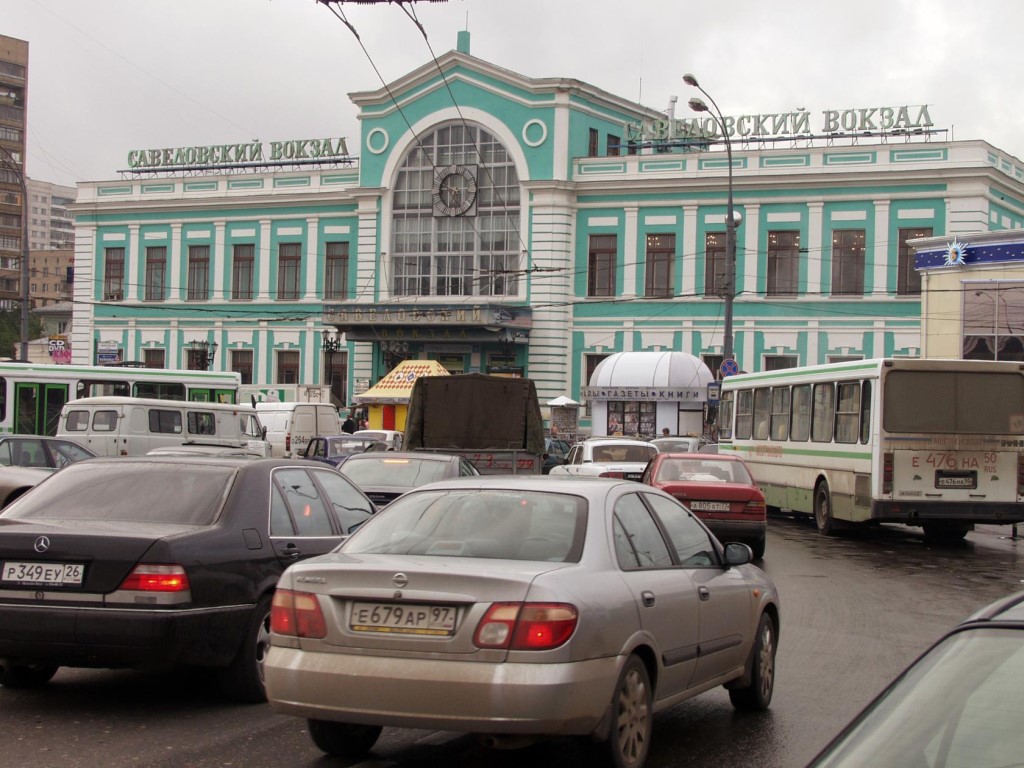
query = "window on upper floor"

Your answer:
(144, 246), (166, 301)
(277, 350), (300, 384)
(832, 229), (865, 296)
(143, 348), (165, 369)
(607, 134), (621, 157)
(588, 128), (599, 157)
(324, 241), (348, 300)
(103, 248), (124, 301)
(232, 349), (253, 385)
(588, 234), (617, 297)
(187, 245), (210, 301)
(390, 122), (521, 299)
(766, 230), (800, 296)
(278, 243), (301, 300)
(644, 233), (674, 298)
(897, 227), (930, 296)
(704, 231), (727, 297)
(232, 244), (254, 300)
